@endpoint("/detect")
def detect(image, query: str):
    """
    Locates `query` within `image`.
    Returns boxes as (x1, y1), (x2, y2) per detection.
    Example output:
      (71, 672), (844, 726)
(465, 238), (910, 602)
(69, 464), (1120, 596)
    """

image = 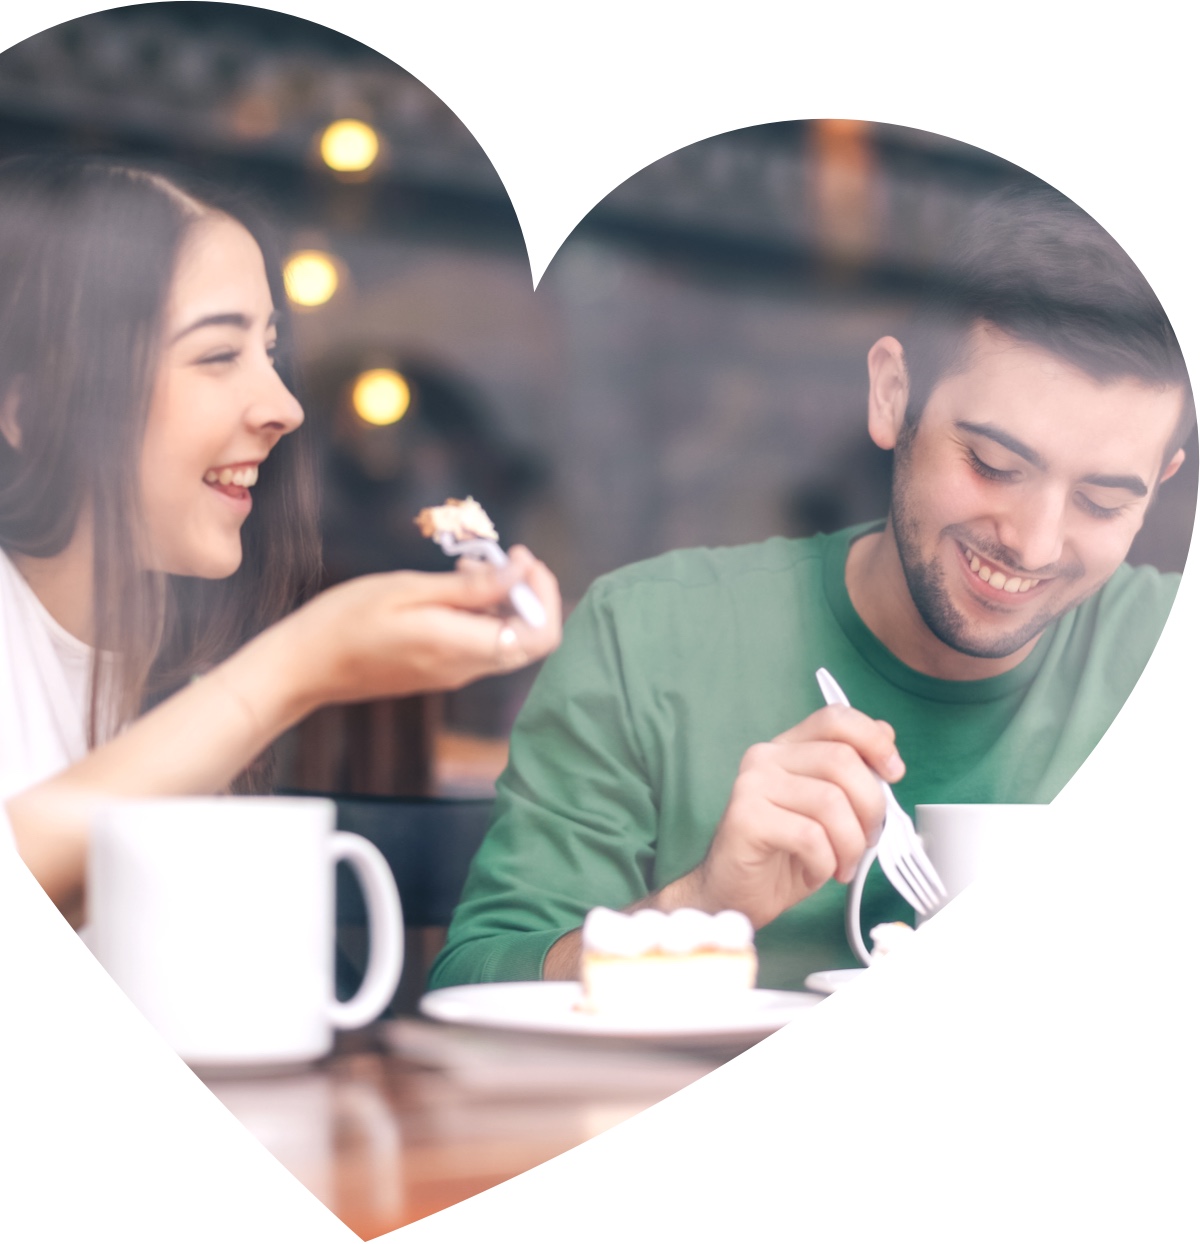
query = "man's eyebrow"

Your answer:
(957, 419), (1149, 496)
(955, 420), (1046, 469)
(1079, 471), (1148, 497)
(170, 310), (280, 344)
